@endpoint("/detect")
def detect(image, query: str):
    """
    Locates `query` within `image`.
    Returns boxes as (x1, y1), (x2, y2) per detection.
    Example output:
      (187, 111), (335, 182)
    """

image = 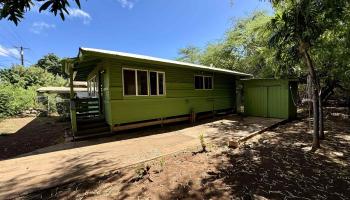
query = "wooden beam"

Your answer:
(112, 116), (190, 132)
(69, 66), (77, 135)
